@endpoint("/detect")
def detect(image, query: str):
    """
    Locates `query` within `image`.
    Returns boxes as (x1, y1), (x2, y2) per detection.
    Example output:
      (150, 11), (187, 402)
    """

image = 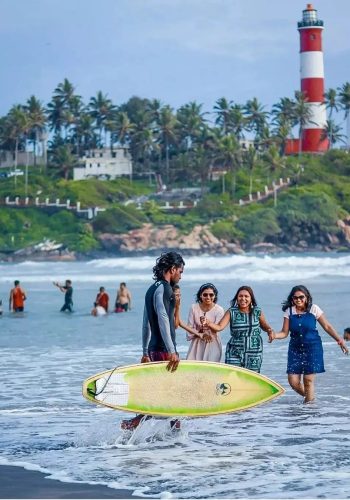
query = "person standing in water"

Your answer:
(177, 283), (225, 362)
(203, 285), (274, 373)
(271, 285), (348, 403)
(54, 280), (73, 312)
(9, 280), (27, 312)
(92, 286), (109, 315)
(115, 282), (132, 312)
(121, 251), (185, 431)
